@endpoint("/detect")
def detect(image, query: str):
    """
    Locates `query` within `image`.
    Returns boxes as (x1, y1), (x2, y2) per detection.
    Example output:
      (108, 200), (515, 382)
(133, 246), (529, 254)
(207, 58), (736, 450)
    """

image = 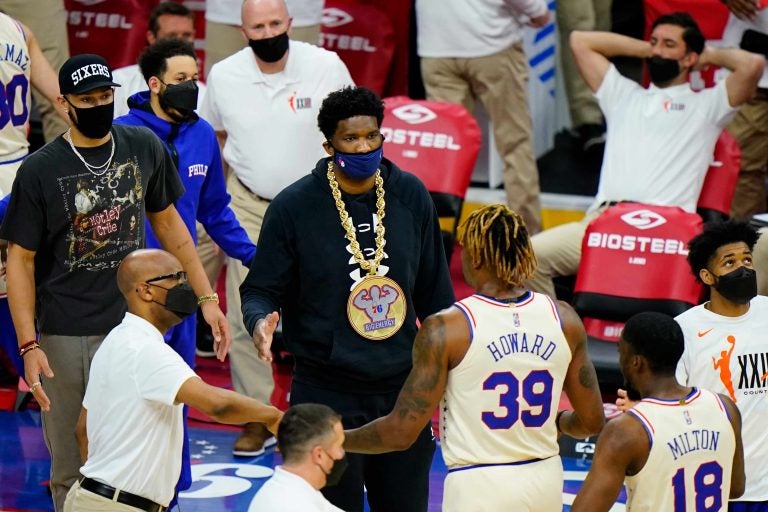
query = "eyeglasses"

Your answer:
(145, 271), (187, 284)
